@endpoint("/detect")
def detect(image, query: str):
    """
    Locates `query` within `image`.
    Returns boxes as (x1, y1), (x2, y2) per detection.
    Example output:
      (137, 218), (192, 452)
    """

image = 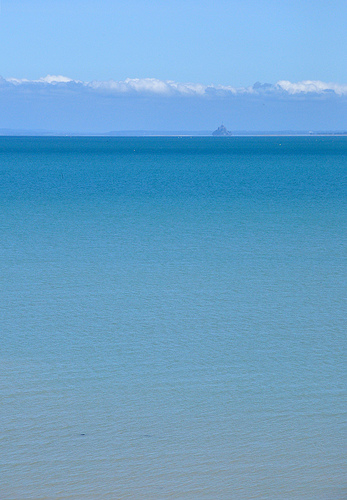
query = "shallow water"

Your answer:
(1, 136), (346, 499)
